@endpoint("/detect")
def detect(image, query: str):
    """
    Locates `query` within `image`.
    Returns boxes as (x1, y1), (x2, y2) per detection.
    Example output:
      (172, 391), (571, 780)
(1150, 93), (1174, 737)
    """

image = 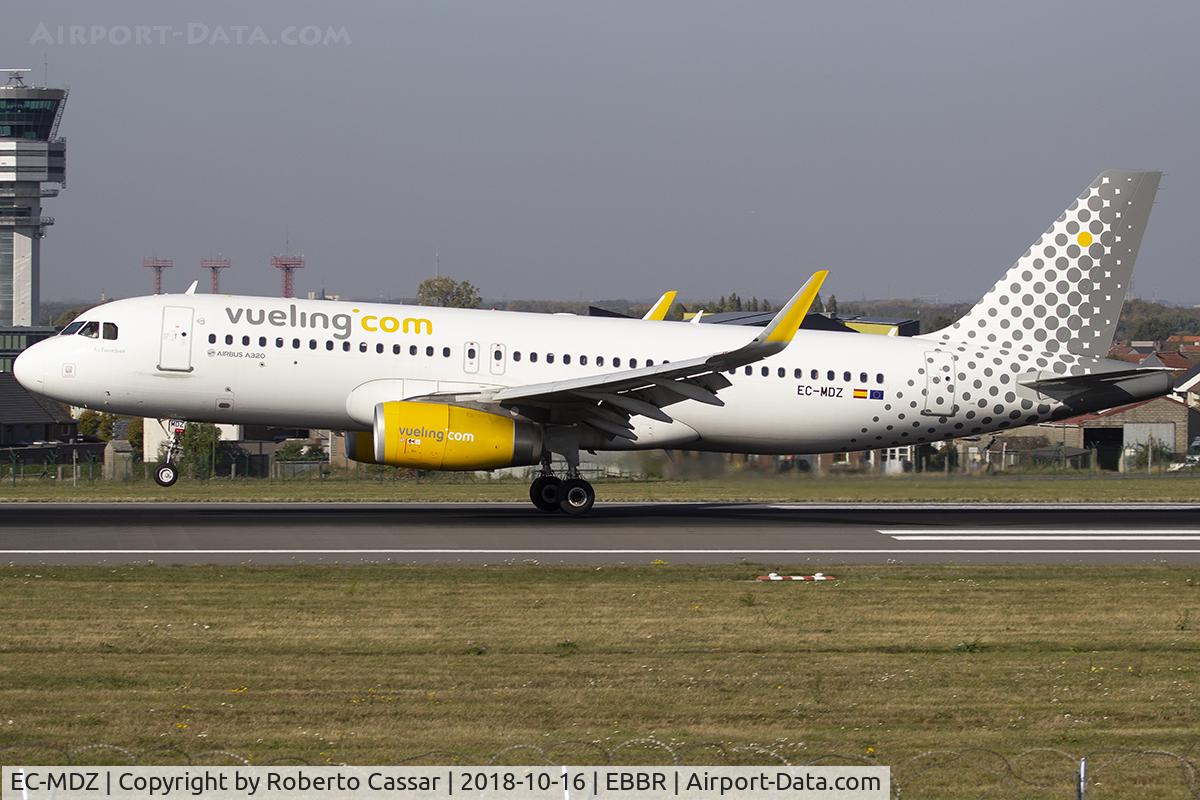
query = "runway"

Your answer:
(3, 502), (1200, 565)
